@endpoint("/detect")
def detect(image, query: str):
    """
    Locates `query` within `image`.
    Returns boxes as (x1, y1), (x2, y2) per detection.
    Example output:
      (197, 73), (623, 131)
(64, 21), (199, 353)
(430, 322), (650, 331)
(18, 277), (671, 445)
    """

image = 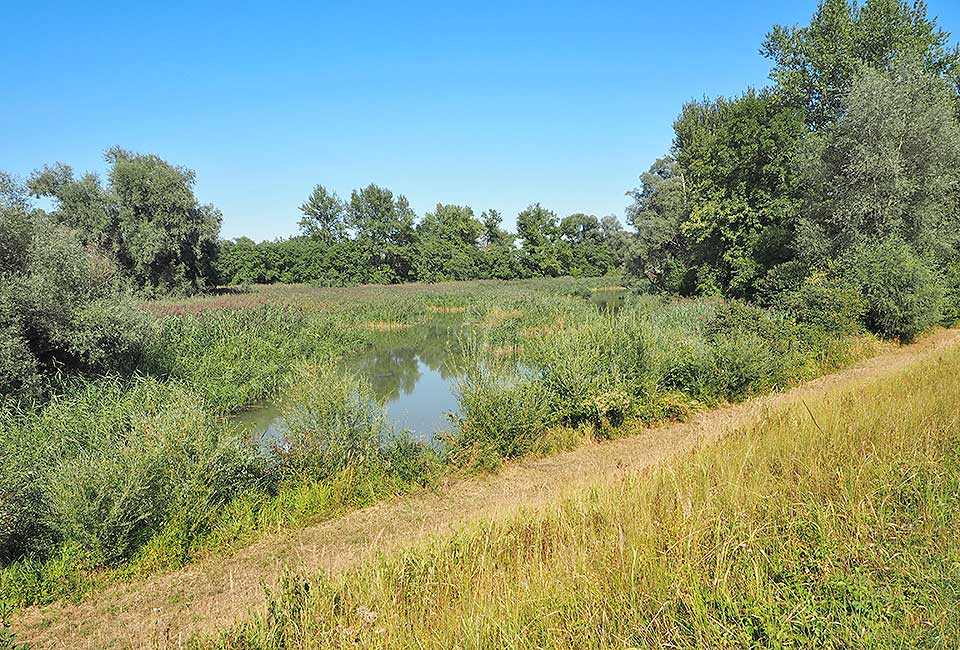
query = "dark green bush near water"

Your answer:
(0, 379), (263, 568)
(275, 363), (440, 486)
(0, 174), (147, 400)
